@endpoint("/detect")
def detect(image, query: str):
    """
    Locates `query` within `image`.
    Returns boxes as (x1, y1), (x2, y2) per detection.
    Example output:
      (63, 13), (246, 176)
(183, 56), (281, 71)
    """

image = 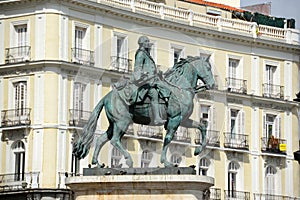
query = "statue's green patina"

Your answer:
(73, 36), (215, 167)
